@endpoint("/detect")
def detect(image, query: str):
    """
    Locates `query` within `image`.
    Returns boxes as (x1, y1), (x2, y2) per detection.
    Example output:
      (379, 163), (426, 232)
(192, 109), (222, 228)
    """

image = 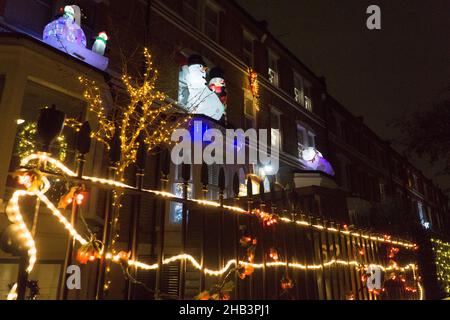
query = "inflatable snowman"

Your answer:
(179, 55), (225, 121)
(43, 5), (87, 47)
